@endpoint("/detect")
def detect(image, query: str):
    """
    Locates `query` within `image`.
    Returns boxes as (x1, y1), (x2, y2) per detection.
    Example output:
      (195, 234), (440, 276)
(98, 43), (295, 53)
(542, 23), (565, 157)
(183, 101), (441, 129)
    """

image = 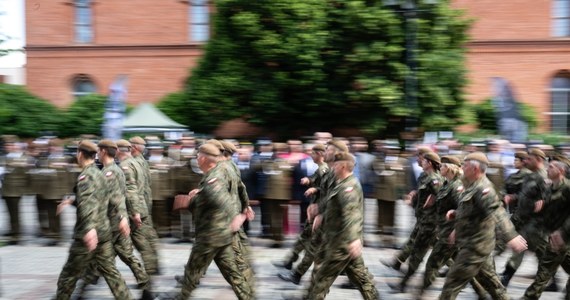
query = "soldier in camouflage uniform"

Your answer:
(170, 143), (253, 300)
(520, 155), (570, 299)
(130, 136), (161, 275)
(438, 152), (527, 300)
(273, 143), (328, 271)
(501, 148), (549, 286)
(284, 152), (378, 300)
(389, 152), (443, 293)
(54, 140), (131, 300)
(278, 139), (347, 286)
